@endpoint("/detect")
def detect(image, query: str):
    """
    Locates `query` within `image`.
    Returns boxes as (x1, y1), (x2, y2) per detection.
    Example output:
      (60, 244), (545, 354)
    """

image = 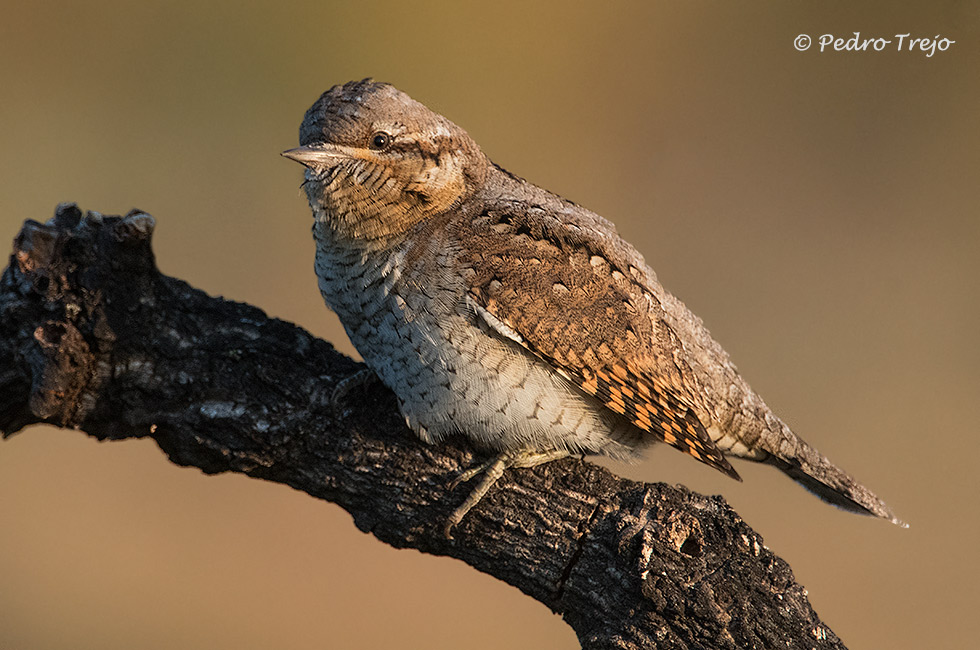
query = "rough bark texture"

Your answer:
(0, 203), (846, 650)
